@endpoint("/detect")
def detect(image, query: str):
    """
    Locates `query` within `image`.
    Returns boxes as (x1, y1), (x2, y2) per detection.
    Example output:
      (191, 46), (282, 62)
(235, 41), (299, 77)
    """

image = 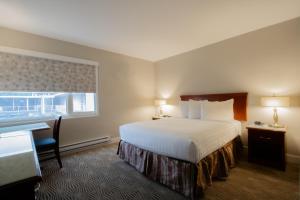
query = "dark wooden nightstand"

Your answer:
(152, 116), (163, 120)
(152, 115), (171, 120)
(247, 124), (286, 171)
